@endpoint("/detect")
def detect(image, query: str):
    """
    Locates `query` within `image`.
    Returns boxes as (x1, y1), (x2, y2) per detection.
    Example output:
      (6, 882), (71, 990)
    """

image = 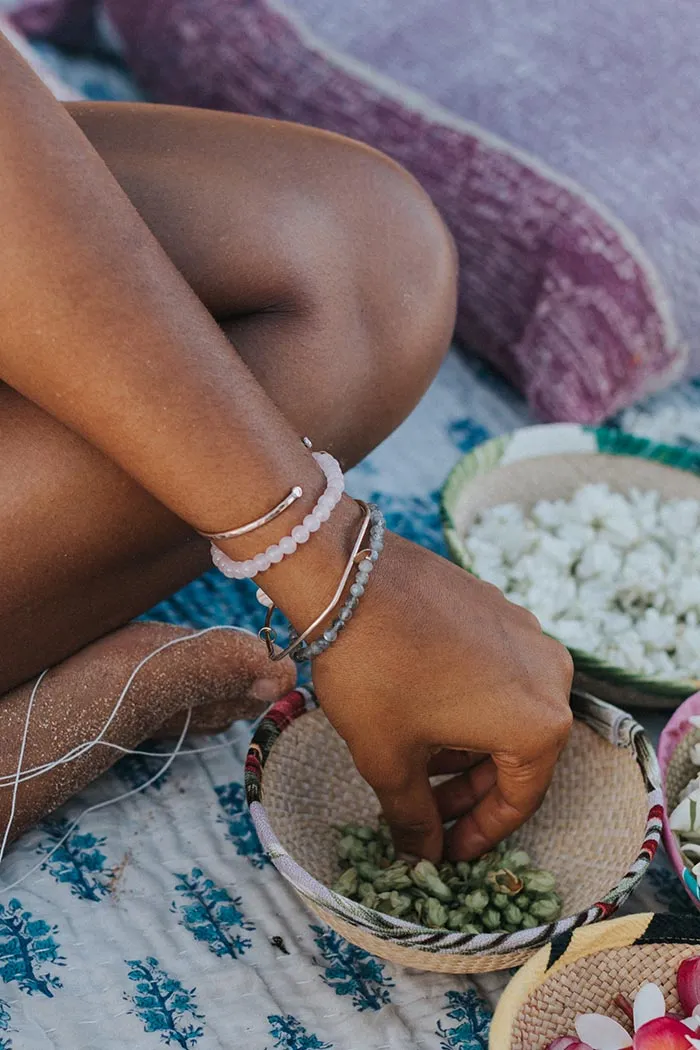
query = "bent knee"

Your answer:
(287, 130), (458, 395)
